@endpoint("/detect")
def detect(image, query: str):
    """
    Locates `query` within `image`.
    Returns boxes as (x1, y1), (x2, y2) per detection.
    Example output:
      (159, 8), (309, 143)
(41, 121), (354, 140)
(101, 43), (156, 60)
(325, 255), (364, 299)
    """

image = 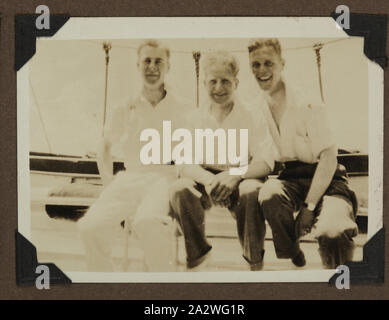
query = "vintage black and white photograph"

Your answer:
(17, 17), (382, 282)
